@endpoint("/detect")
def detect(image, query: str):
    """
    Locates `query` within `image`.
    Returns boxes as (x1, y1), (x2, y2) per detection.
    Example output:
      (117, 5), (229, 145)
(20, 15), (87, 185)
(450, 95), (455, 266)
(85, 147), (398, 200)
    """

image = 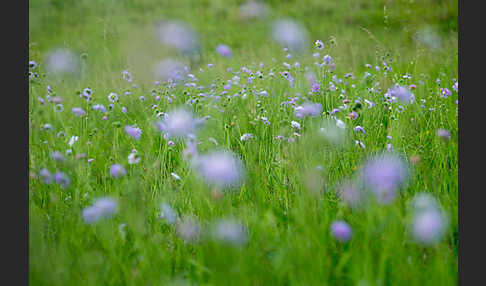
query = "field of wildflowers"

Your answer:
(29, 0), (458, 285)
